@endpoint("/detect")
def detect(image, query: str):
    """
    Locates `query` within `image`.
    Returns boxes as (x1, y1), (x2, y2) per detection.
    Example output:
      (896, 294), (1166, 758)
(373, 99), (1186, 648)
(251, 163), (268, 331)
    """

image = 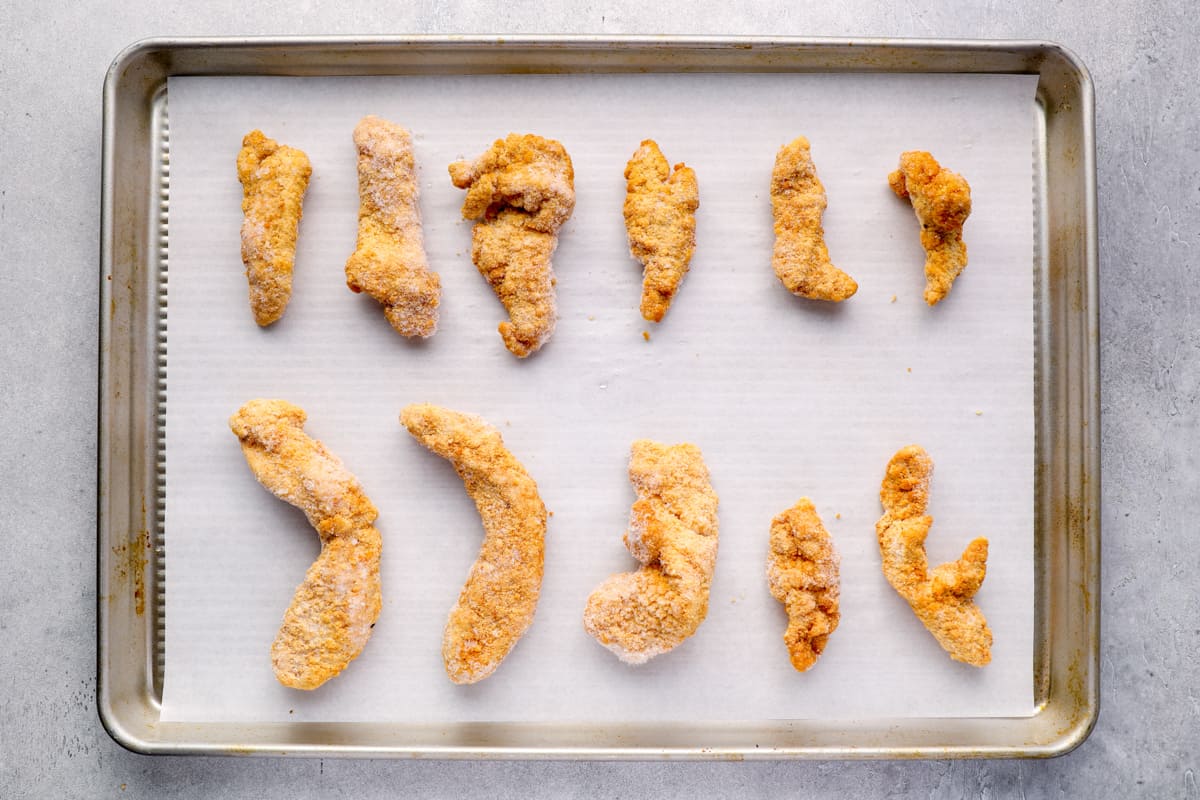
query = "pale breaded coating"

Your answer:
(888, 151), (972, 306)
(623, 140), (700, 323)
(468, 208), (558, 357)
(400, 403), (547, 684)
(876, 445), (992, 667)
(766, 498), (841, 672)
(345, 116), (441, 337)
(237, 131), (312, 326)
(770, 137), (858, 302)
(229, 399), (382, 690)
(583, 441), (719, 664)
(449, 134), (575, 357)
